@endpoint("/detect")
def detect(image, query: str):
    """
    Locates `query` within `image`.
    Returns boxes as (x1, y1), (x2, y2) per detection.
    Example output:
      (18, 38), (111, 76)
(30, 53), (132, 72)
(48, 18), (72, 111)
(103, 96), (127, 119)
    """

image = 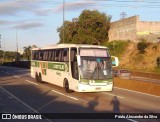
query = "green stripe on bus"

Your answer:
(48, 63), (65, 71)
(31, 61), (39, 67)
(31, 61), (69, 72)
